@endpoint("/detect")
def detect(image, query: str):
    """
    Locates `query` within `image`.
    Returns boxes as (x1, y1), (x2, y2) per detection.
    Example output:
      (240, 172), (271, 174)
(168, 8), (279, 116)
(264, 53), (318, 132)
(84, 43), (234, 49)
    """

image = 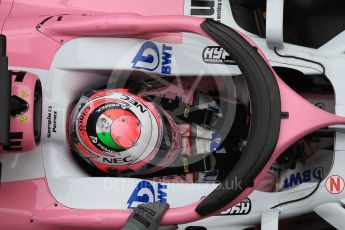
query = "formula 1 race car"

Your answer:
(1, 1), (345, 230)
